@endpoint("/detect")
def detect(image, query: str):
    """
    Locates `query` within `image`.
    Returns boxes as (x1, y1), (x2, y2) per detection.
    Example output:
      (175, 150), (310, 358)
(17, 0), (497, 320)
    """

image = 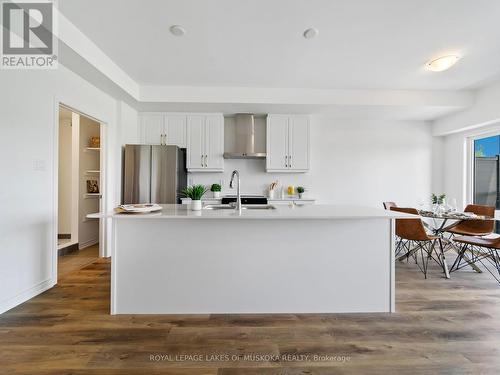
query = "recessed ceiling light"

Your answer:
(426, 55), (460, 72)
(303, 28), (319, 39)
(169, 25), (186, 37)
